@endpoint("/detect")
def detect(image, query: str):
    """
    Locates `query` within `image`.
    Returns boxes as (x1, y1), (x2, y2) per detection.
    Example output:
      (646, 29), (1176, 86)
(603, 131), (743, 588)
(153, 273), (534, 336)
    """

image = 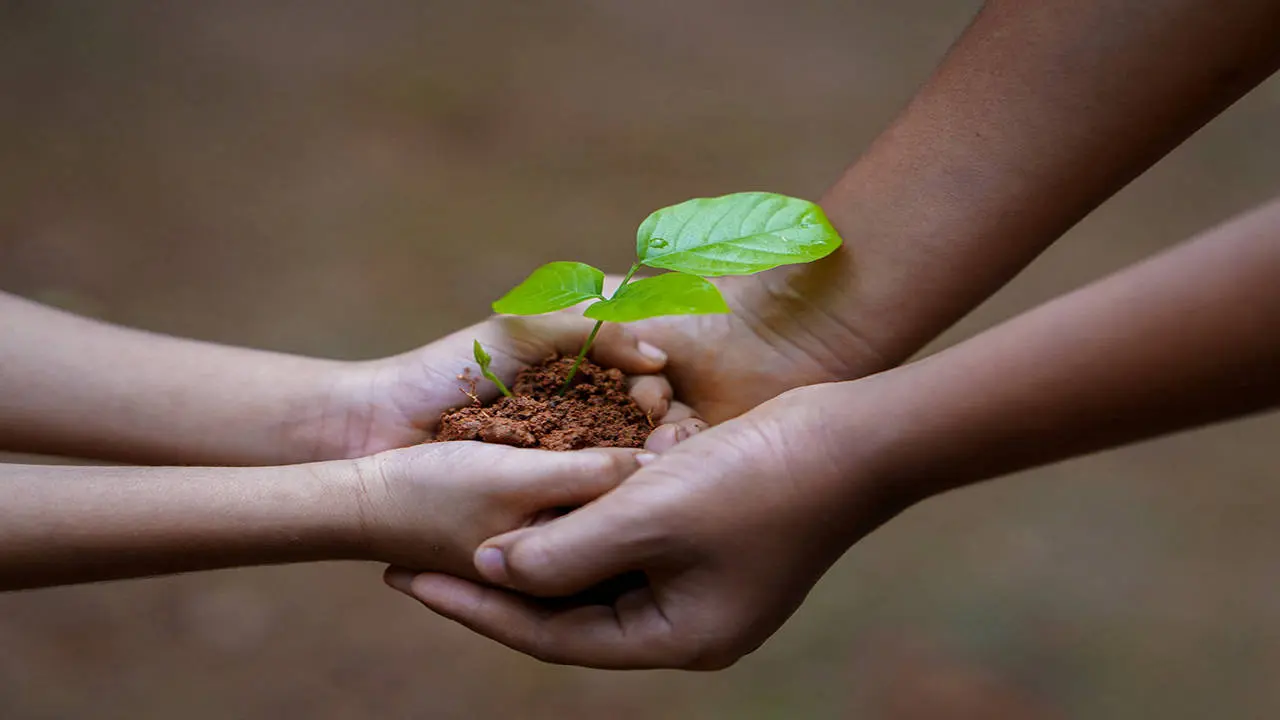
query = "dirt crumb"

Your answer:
(436, 356), (652, 450)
